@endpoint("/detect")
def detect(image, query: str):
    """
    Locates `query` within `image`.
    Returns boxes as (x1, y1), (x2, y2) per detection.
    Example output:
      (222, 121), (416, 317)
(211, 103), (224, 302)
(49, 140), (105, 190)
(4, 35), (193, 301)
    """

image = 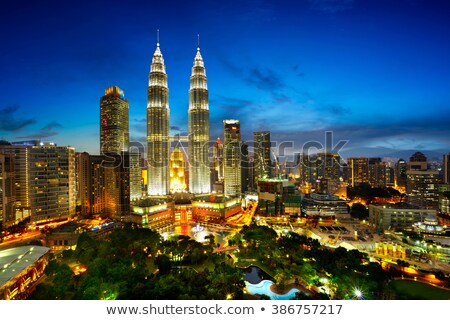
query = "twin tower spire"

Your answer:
(147, 32), (210, 196)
